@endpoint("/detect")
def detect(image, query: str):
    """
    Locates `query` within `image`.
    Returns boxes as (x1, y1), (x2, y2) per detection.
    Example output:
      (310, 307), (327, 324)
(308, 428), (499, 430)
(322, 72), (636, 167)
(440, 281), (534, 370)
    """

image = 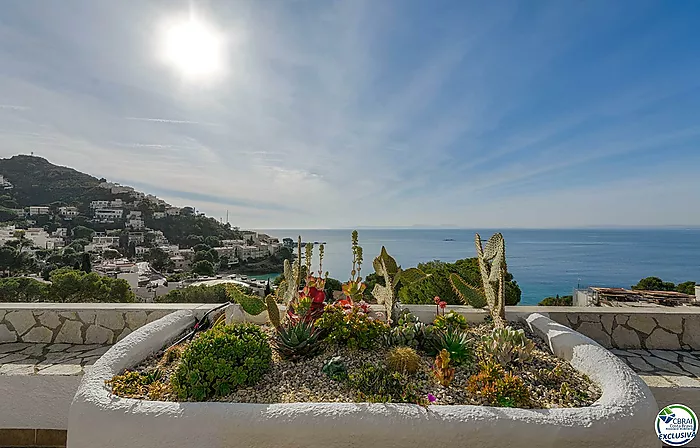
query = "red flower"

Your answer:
(433, 296), (441, 305)
(358, 300), (371, 313)
(439, 301), (447, 309)
(306, 287), (326, 304)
